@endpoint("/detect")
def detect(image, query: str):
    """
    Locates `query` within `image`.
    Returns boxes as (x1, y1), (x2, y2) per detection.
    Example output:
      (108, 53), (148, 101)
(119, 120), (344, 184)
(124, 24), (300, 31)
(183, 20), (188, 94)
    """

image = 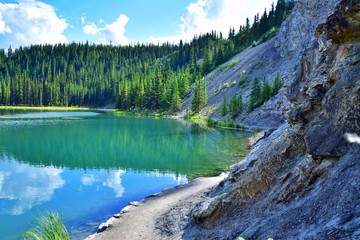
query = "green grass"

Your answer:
(0, 106), (89, 111)
(206, 118), (246, 130)
(111, 110), (167, 118)
(21, 212), (69, 240)
(184, 114), (246, 131)
(184, 113), (210, 125)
